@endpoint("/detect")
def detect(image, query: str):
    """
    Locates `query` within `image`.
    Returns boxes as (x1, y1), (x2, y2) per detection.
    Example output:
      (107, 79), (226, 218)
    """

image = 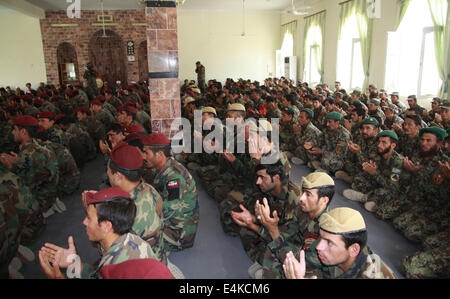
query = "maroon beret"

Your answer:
(99, 258), (174, 279)
(110, 142), (143, 170)
(125, 124), (144, 134)
(12, 115), (39, 127)
(22, 94), (33, 100)
(95, 95), (105, 102)
(85, 187), (131, 206)
(54, 113), (65, 122)
(36, 111), (54, 120)
(75, 107), (89, 114)
(91, 99), (103, 107)
(34, 98), (43, 106)
(124, 132), (143, 142)
(124, 99), (136, 107)
(125, 106), (137, 114)
(141, 133), (170, 146)
(185, 90), (195, 97)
